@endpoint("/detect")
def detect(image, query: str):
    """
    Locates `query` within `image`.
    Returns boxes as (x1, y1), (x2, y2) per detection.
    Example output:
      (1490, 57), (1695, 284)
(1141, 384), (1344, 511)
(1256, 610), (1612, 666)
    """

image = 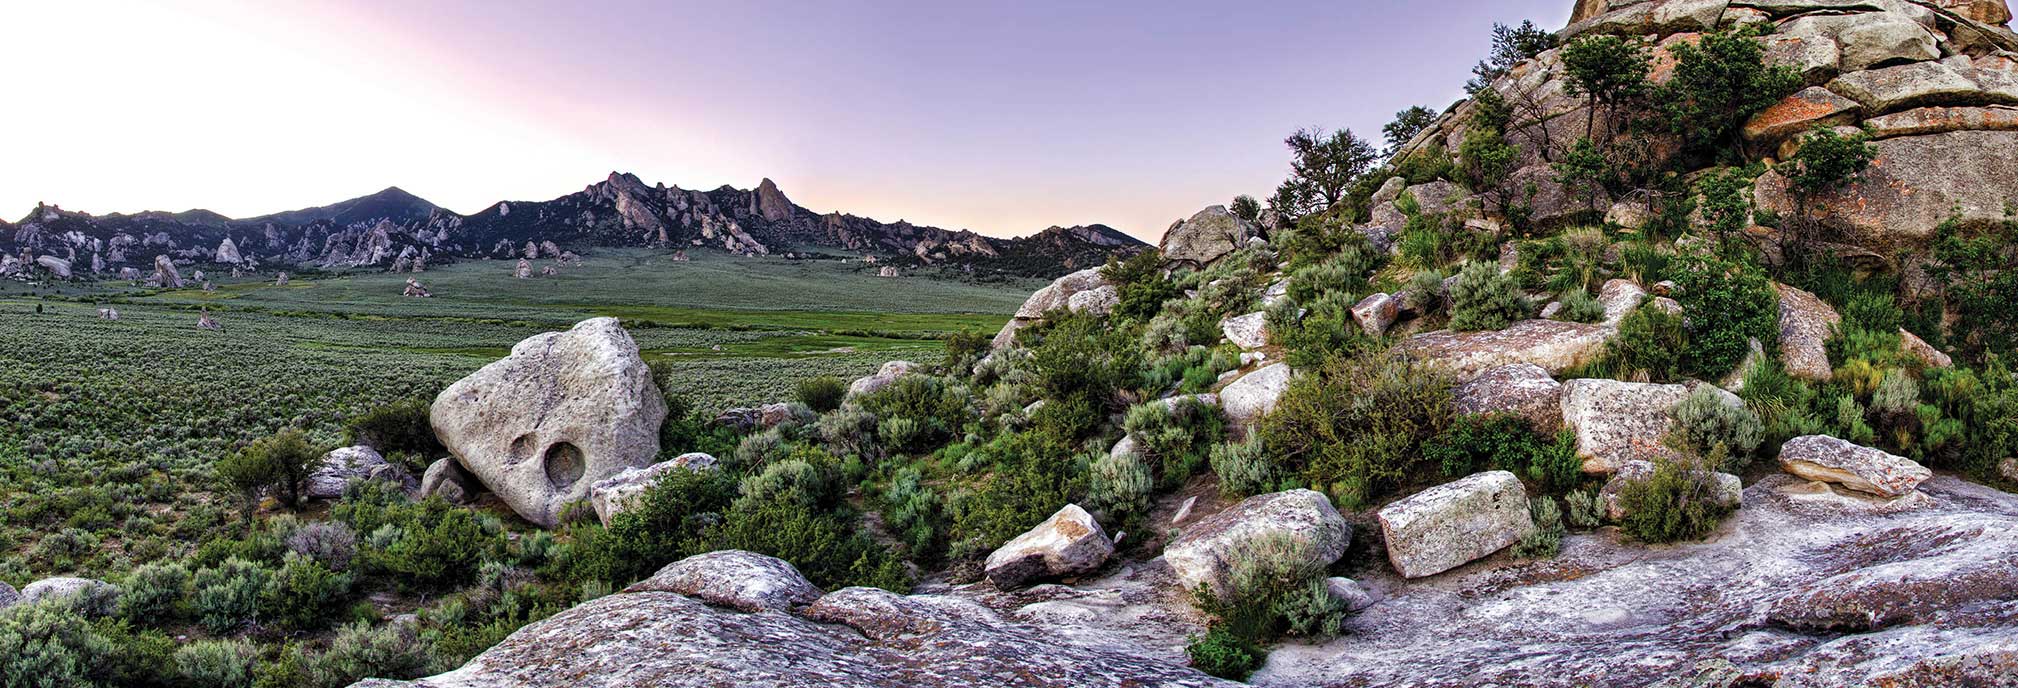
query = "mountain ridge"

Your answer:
(0, 174), (1147, 280)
